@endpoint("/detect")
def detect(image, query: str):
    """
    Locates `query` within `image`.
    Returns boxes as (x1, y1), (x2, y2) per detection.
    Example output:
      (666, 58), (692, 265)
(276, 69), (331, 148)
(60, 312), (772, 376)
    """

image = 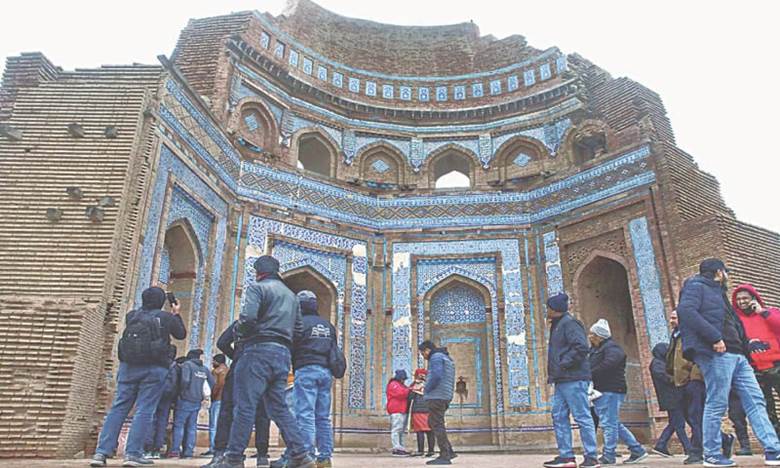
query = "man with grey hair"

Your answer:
(588, 318), (648, 465)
